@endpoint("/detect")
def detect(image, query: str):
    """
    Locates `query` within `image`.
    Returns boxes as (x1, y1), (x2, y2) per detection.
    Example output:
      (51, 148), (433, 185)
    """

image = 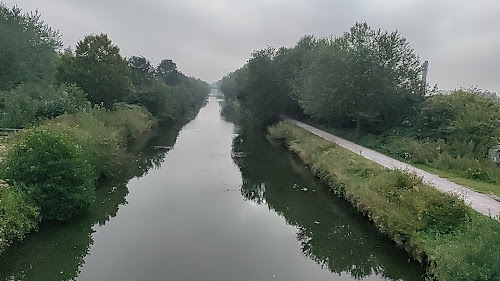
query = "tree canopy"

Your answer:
(295, 23), (425, 133)
(0, 4), (61, 90)
(220, 23), (426, 131)
(156, 59), (180, 86)
(128, 55), (155, 88)
(57, 33), (132, 108)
